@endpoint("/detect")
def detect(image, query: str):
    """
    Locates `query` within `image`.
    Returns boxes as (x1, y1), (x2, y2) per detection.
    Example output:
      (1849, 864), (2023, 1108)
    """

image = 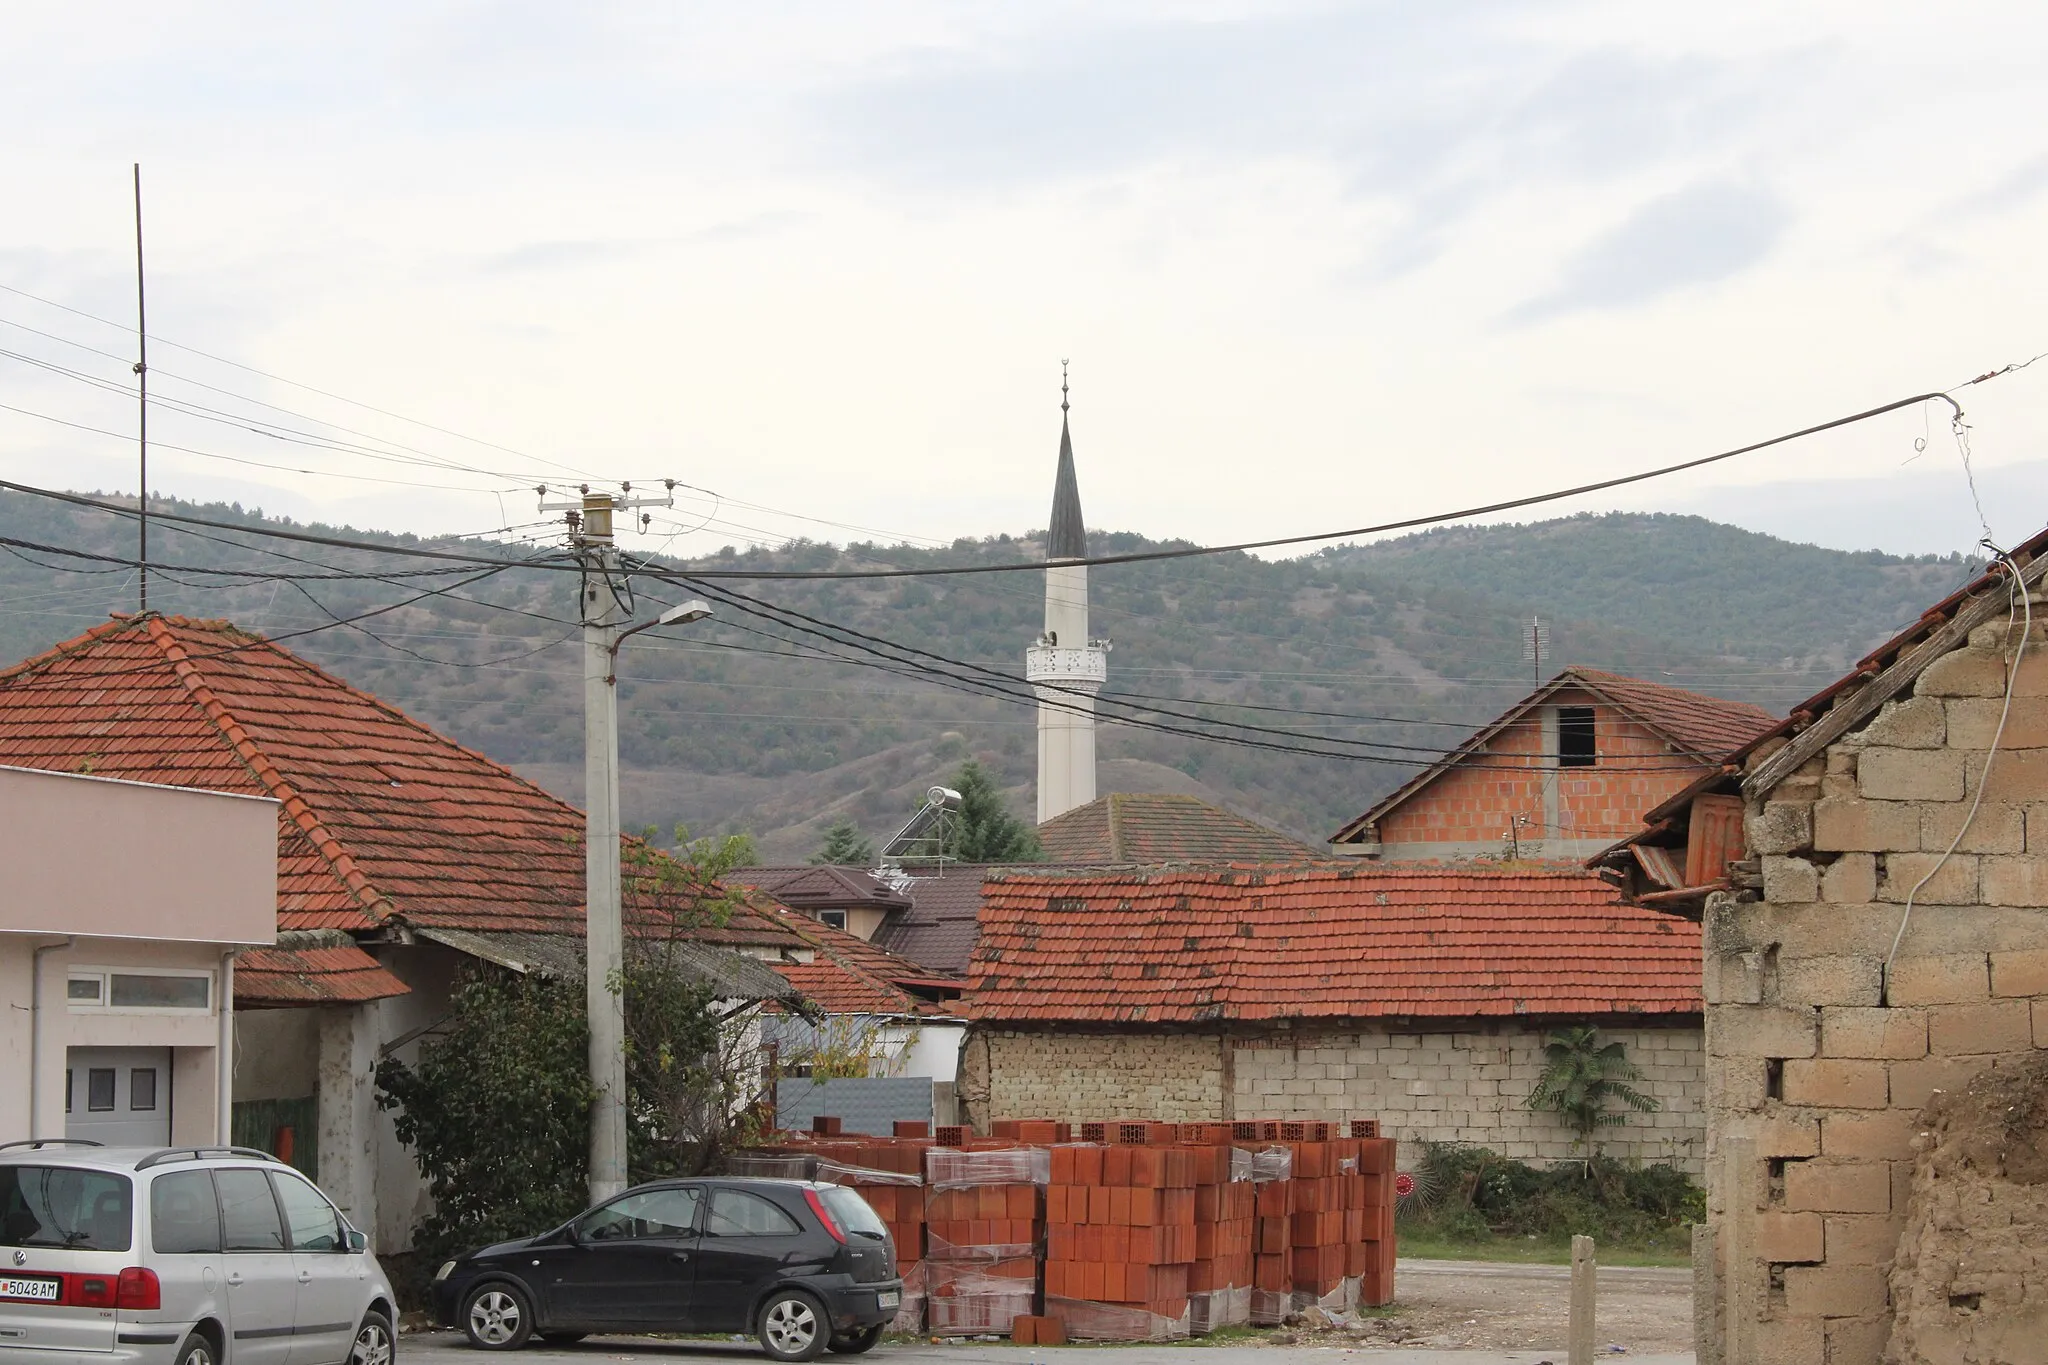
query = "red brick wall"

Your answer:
(1373, 688), (1716, 854)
